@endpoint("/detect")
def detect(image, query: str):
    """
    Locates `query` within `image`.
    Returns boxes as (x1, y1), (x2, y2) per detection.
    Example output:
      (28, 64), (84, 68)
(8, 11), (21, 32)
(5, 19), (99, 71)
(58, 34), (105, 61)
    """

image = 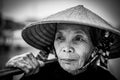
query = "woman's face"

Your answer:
(54, 24), (94, 73)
